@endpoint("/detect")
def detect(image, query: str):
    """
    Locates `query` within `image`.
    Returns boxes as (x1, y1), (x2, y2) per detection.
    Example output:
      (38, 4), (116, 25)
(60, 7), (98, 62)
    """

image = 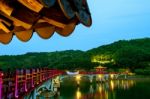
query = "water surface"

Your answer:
(45, 77), (150, 99)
